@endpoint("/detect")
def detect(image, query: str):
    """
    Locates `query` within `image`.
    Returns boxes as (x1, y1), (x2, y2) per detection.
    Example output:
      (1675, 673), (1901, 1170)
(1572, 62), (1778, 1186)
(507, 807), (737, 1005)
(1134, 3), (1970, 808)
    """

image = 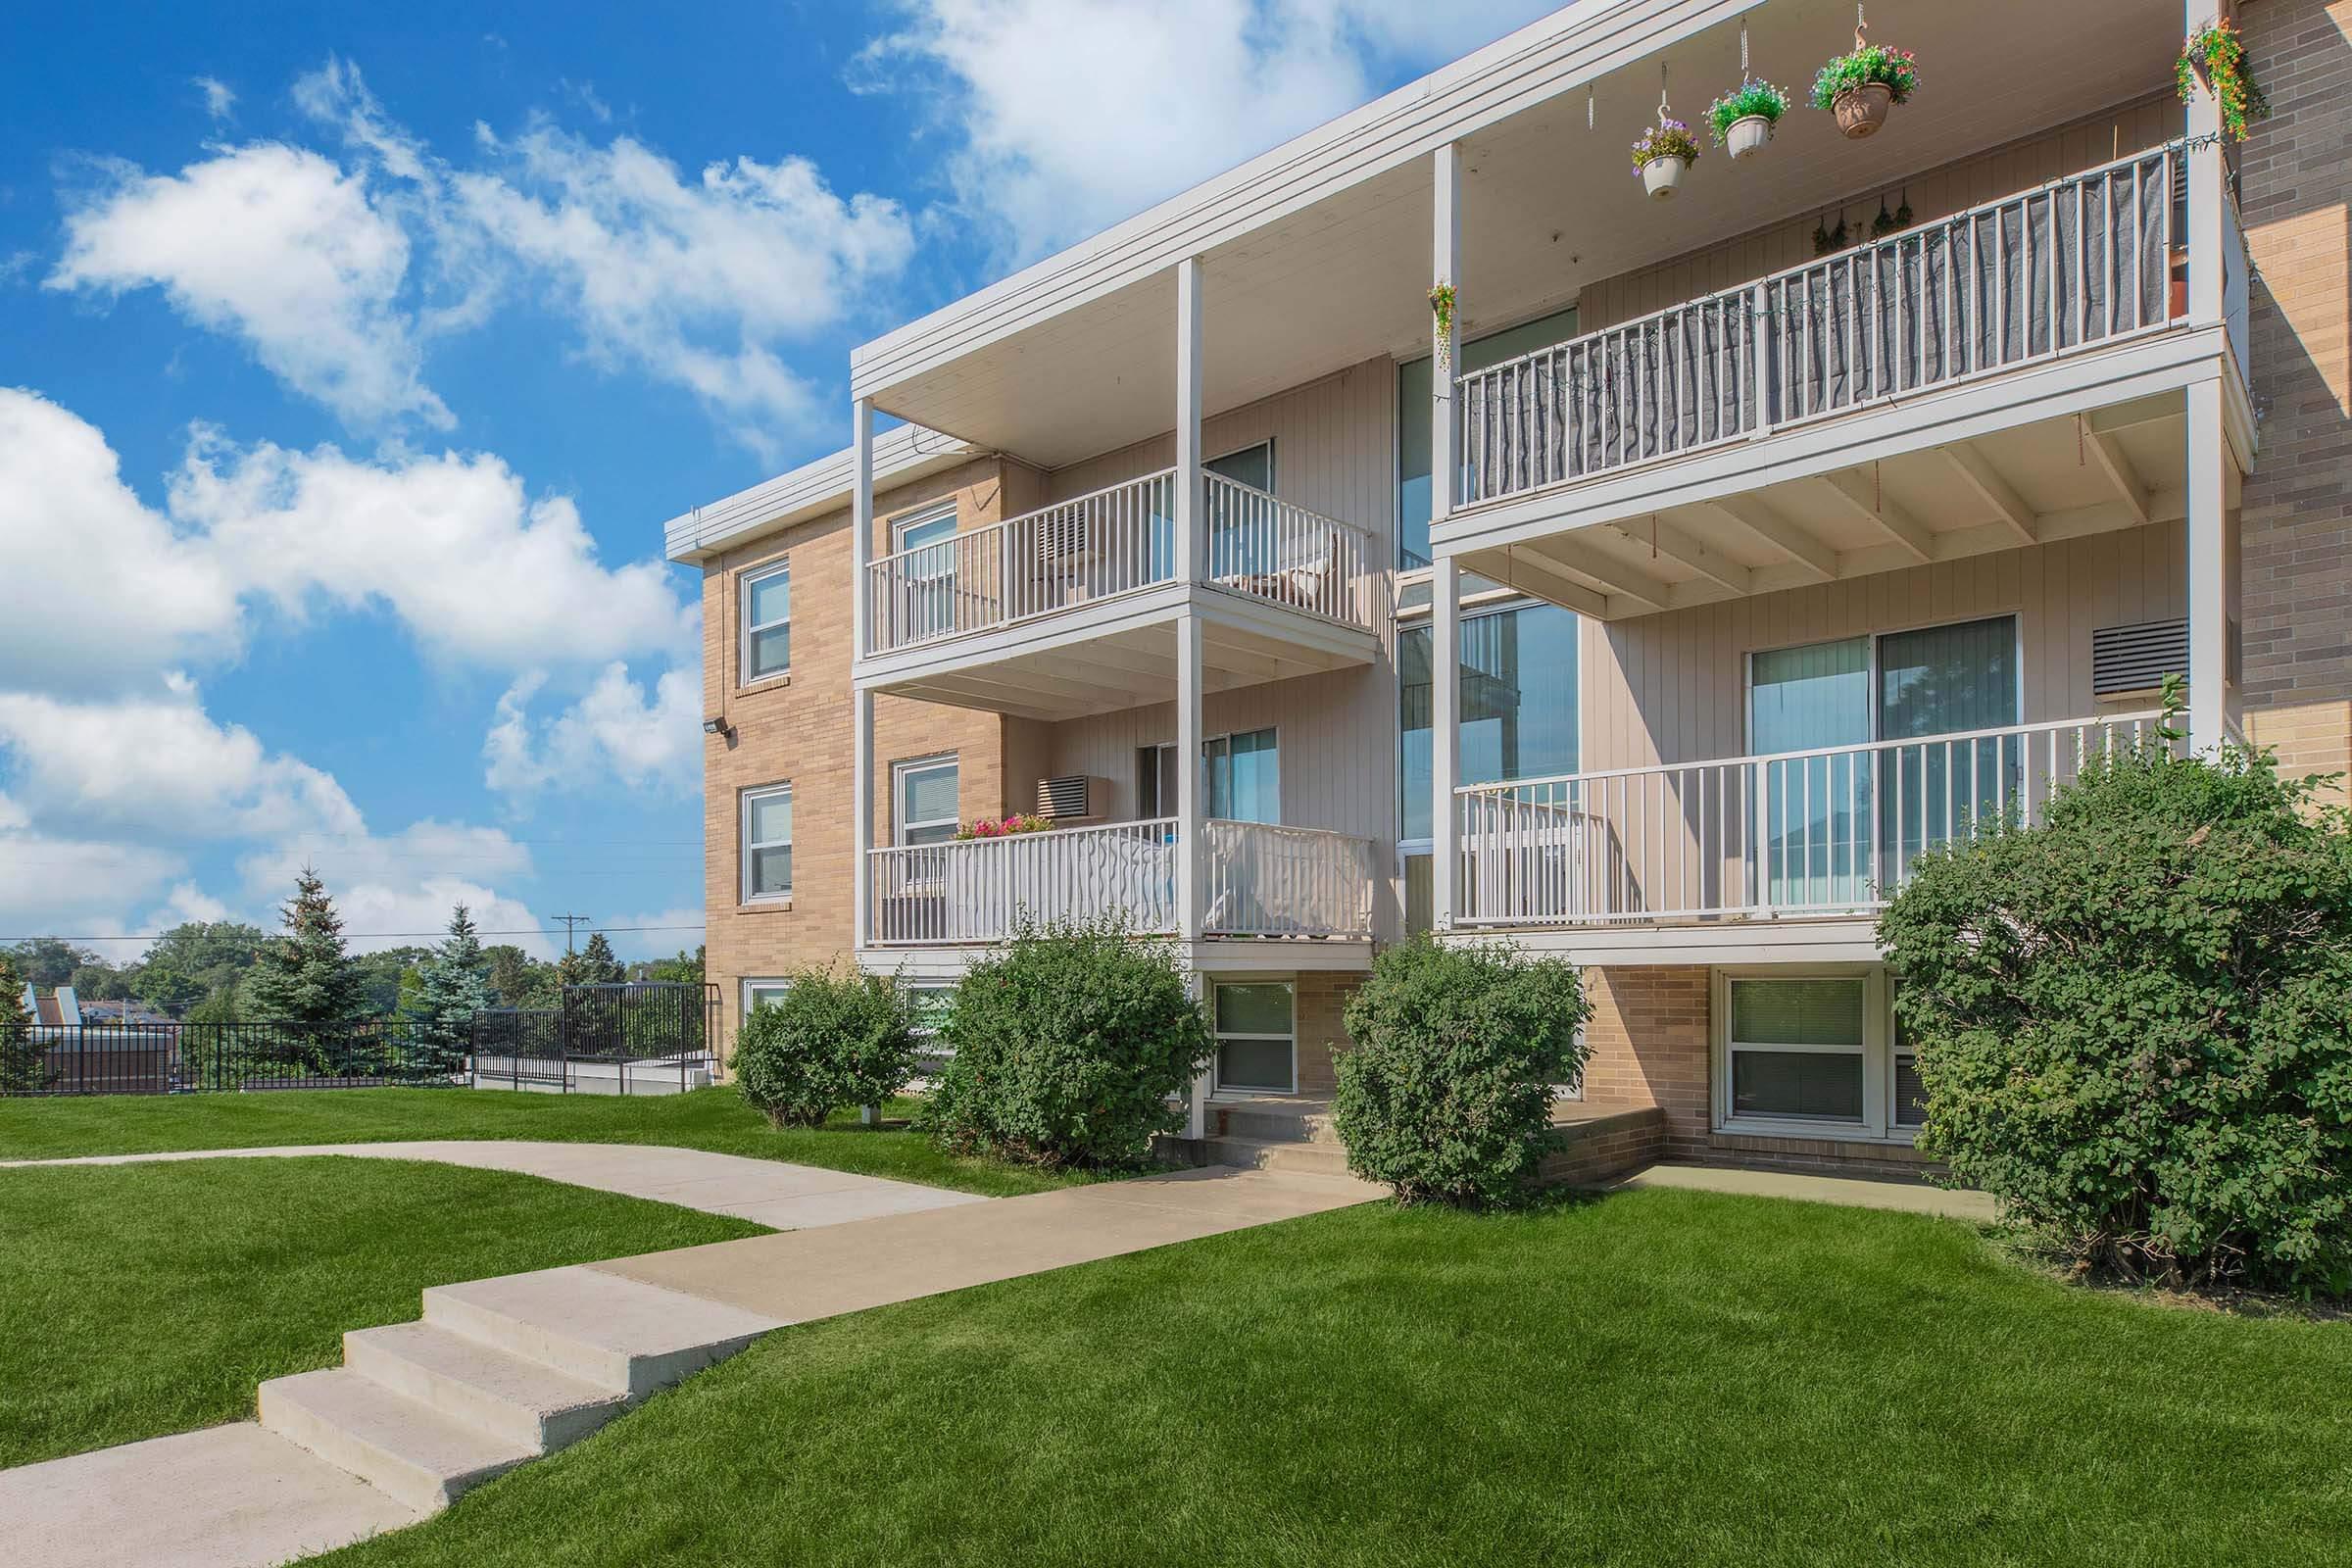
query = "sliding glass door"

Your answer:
(1749, 616), (2018, 909)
